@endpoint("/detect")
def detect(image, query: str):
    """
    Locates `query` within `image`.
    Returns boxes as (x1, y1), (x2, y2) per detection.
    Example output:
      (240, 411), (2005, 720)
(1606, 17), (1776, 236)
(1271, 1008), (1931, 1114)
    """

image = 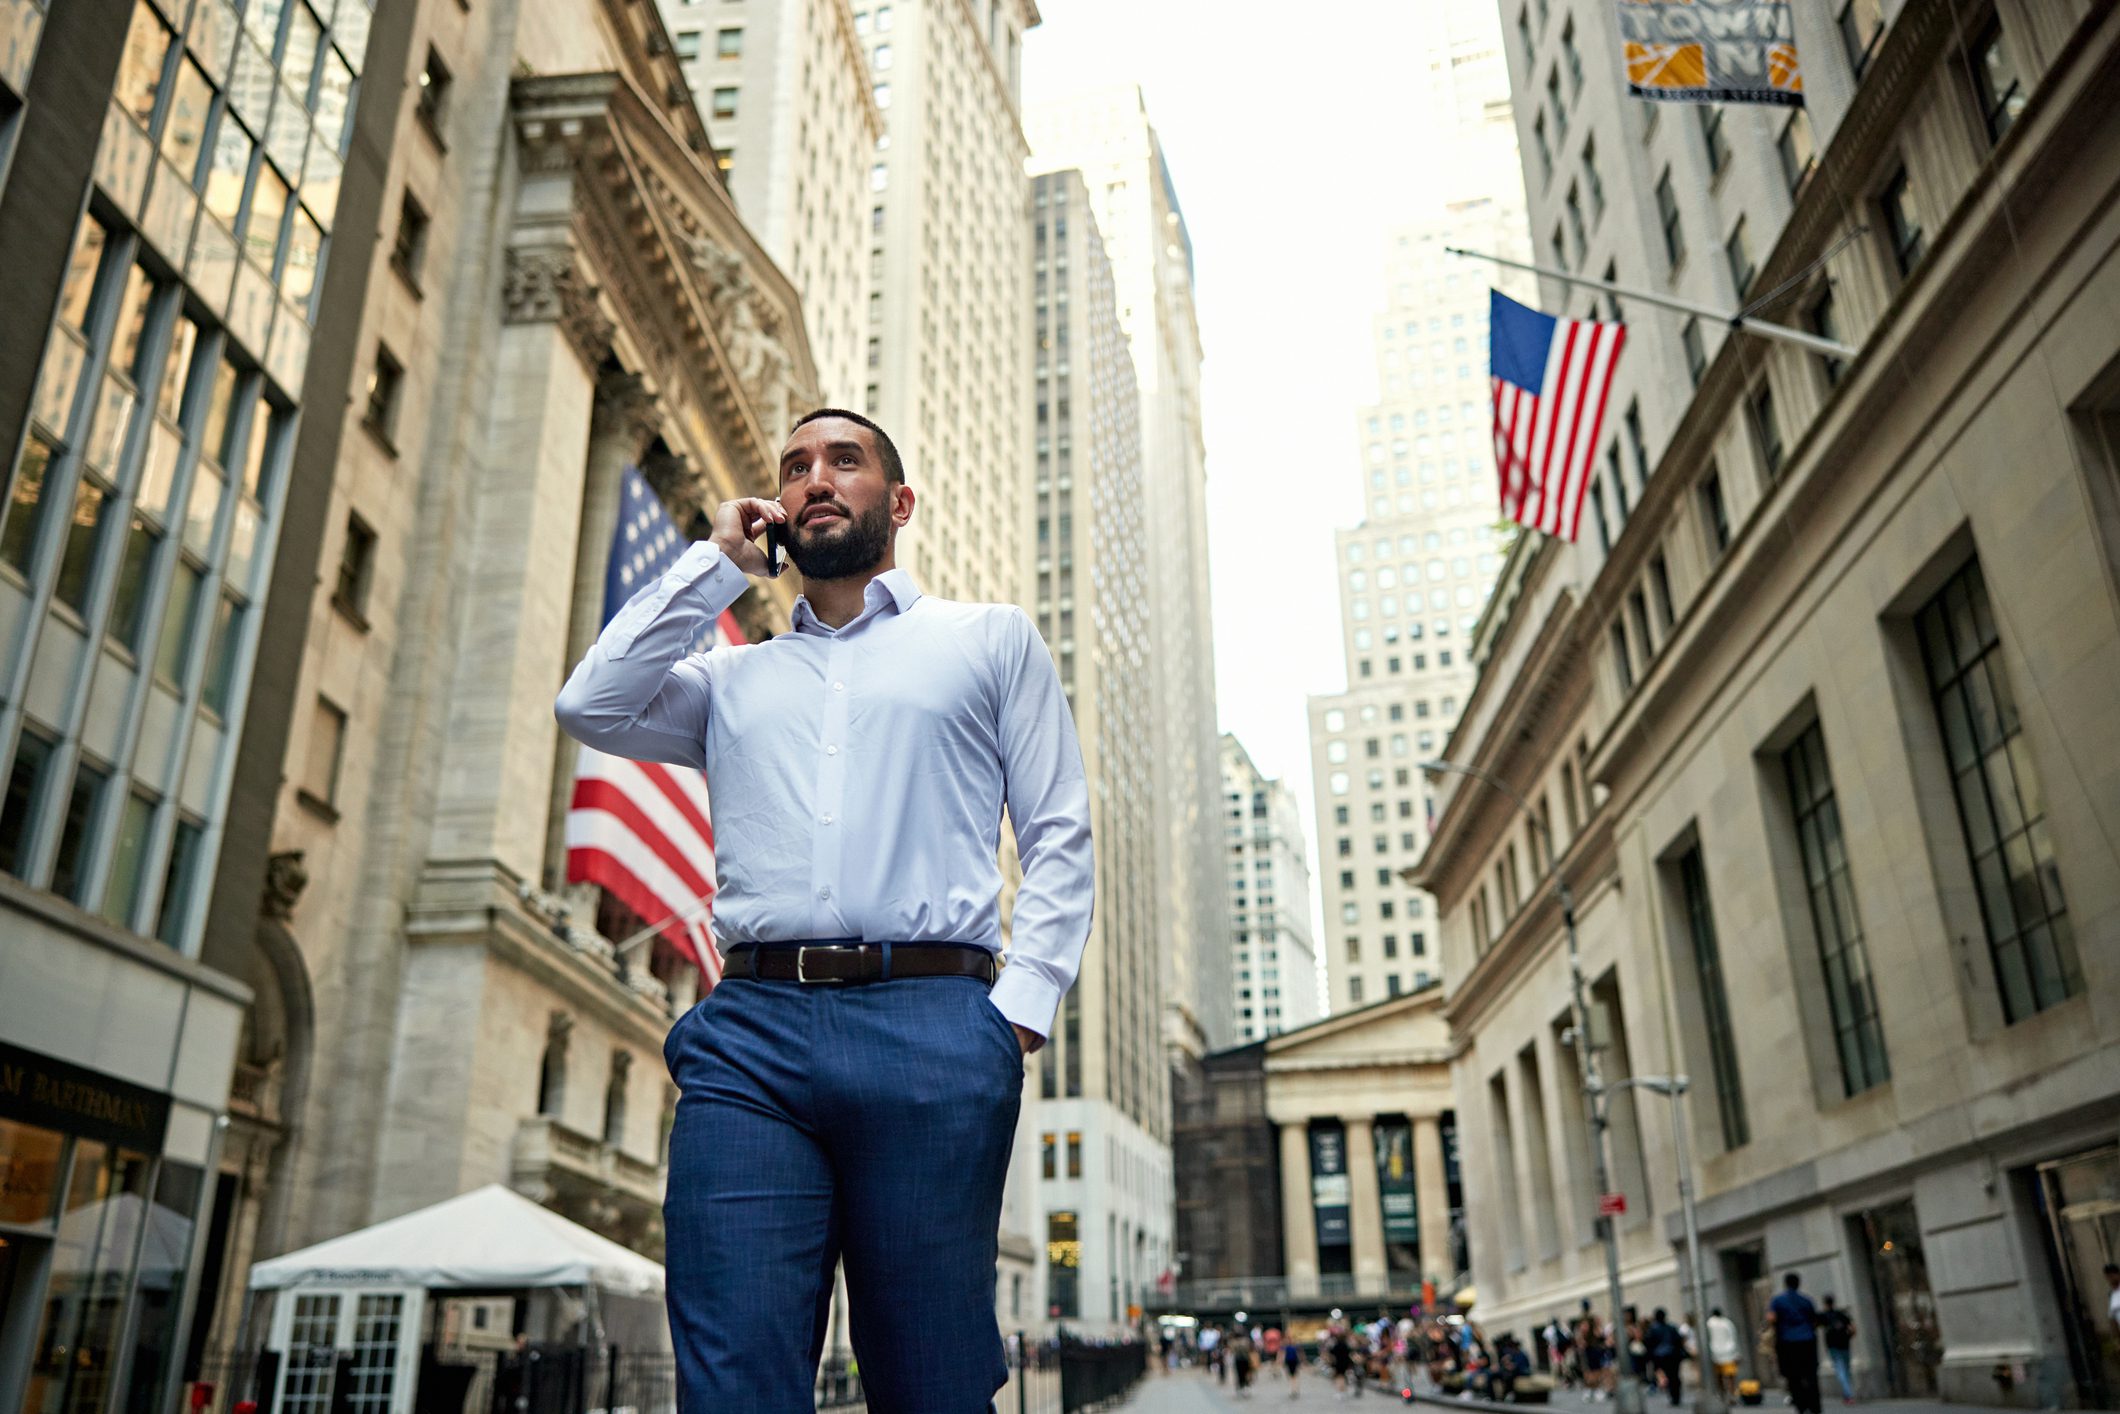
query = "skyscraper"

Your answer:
(1025, 167), (1169, 1333)
(653, 0), (882, 403)
(1025, 85), (1229, 1066)
(1221, 733), (1321, 1043)
(862, 0), (1037, 607)
(1307, 202), (1534, 1014)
